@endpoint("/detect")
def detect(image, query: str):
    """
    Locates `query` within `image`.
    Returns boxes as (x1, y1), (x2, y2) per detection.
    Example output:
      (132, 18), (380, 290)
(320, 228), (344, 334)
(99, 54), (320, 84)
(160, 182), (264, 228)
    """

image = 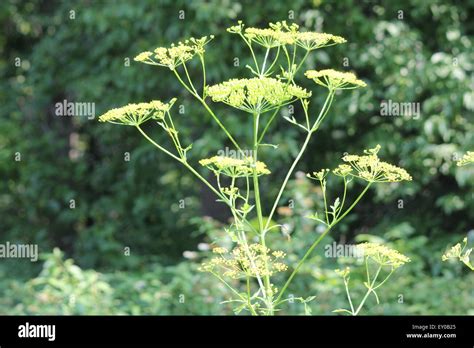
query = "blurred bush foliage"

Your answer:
(0, 0), (472, 314)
